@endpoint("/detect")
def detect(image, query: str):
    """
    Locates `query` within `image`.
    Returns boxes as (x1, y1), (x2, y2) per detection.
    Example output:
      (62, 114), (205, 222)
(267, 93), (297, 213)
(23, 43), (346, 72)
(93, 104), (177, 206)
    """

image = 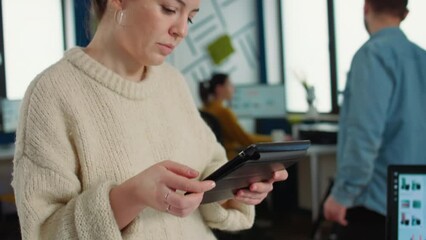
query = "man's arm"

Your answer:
(331, 46), (394, 206)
